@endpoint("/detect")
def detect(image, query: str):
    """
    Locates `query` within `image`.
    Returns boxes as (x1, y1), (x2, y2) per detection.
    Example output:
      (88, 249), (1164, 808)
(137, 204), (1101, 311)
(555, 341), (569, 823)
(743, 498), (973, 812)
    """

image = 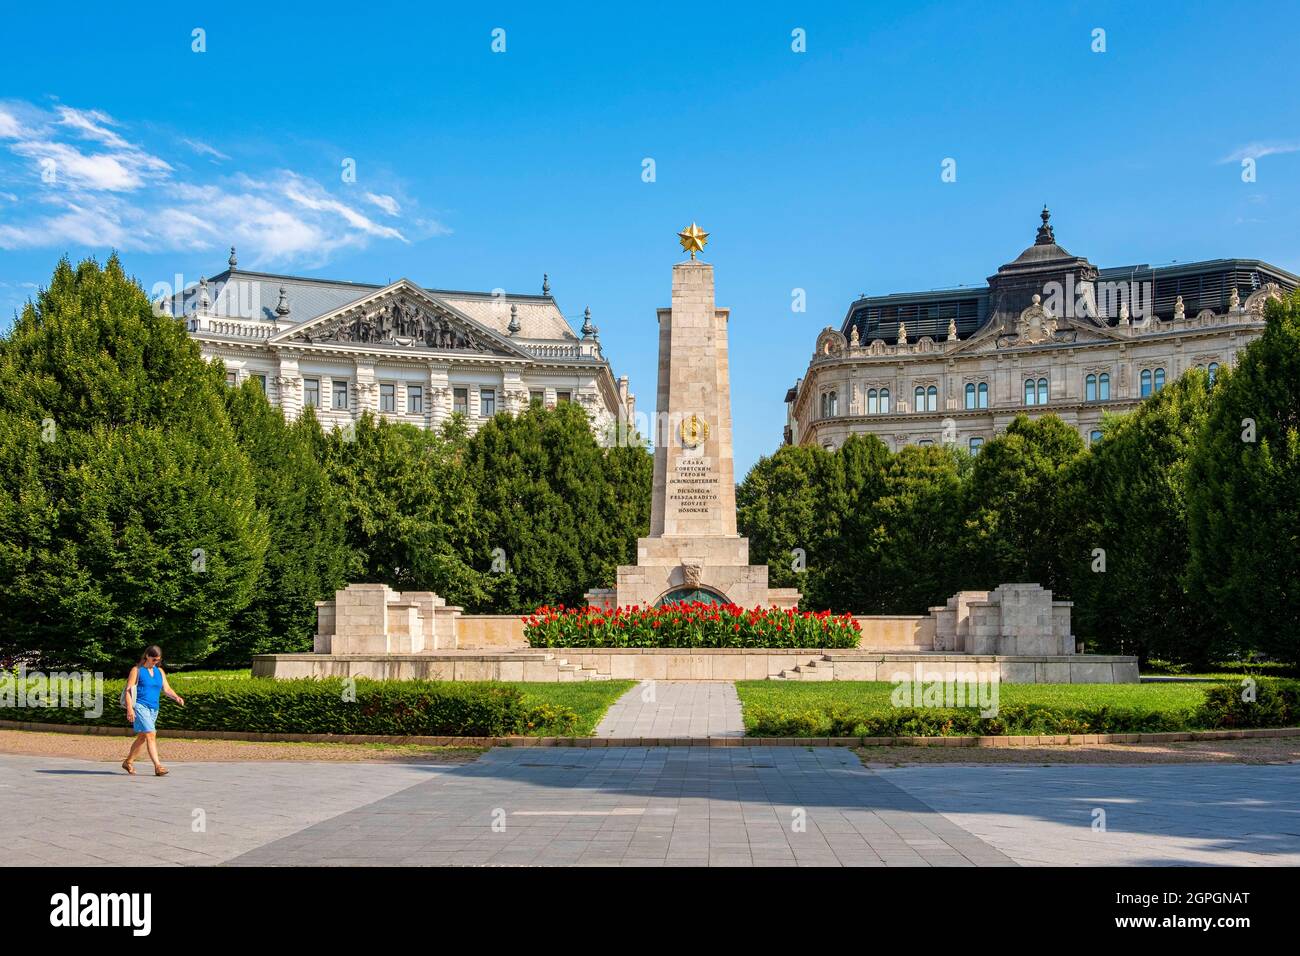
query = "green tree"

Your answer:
(866, 444), (968, 614)
(0, 256), (265, 669)
(1187, 293), (1300, 664)
(213, 389), (353, 665)
(963, 414), (1086, 593)
(737, 443), (832, 602)
(1068, 373), (1218, 664)
(324, 413), (489, 608)
(467, 402), (650, 612)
